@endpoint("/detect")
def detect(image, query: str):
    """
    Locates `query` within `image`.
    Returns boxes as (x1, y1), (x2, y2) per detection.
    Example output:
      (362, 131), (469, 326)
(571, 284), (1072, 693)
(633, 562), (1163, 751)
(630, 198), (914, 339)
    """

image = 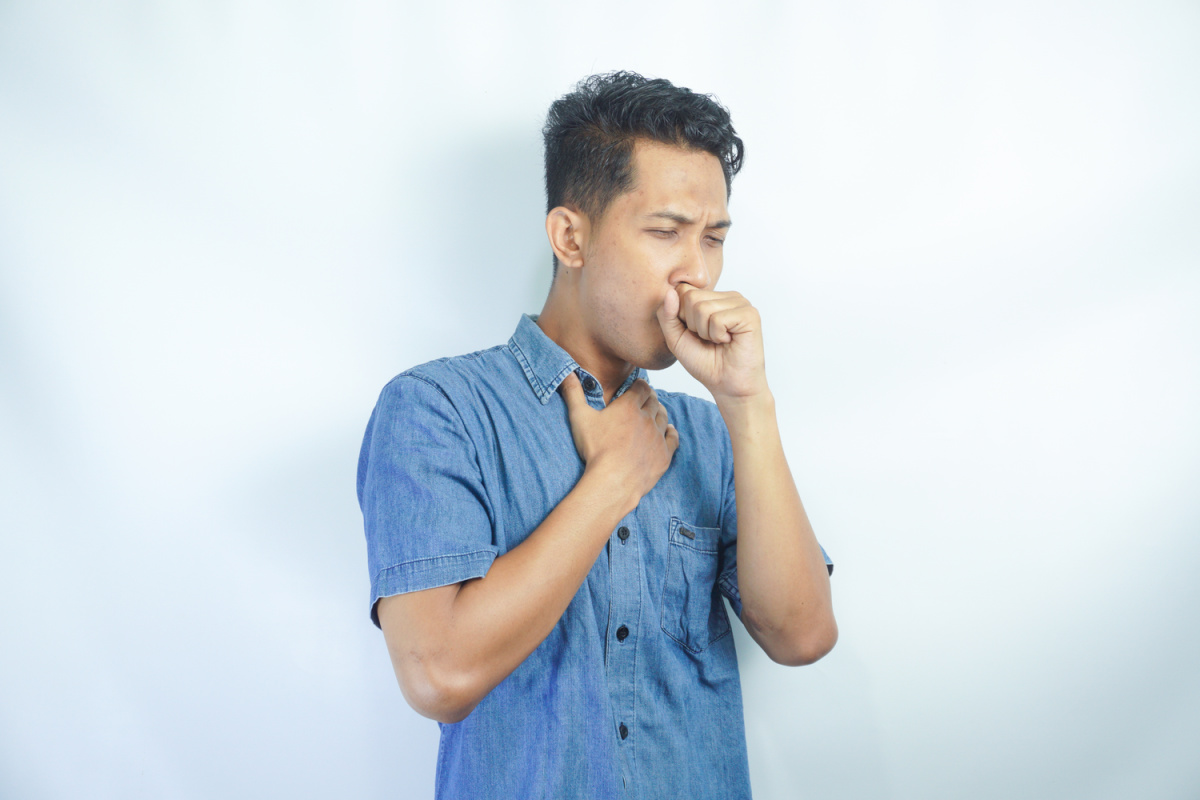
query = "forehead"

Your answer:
(616, 139), (728, 219)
